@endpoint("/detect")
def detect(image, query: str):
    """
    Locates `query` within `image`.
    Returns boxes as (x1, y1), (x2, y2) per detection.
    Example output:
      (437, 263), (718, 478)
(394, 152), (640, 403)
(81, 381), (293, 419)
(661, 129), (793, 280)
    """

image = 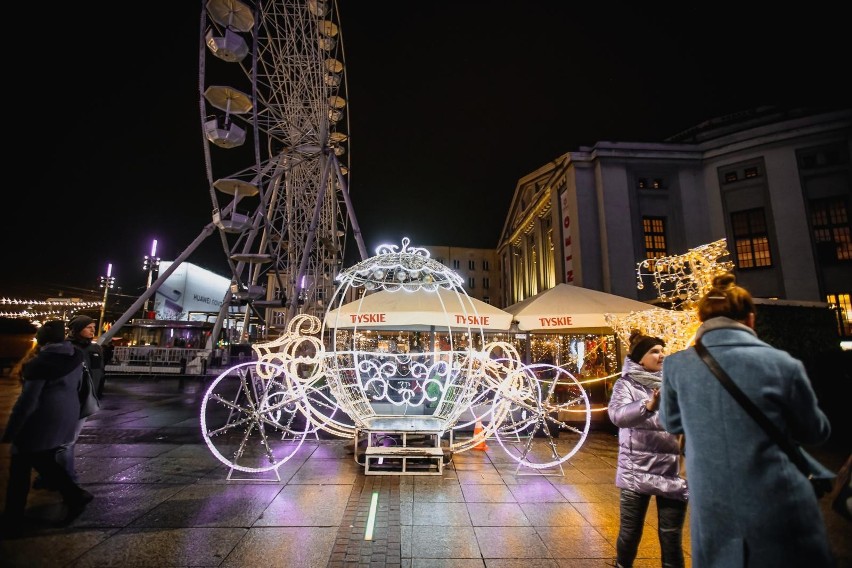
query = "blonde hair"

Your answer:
(697, 273), (755, 322)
